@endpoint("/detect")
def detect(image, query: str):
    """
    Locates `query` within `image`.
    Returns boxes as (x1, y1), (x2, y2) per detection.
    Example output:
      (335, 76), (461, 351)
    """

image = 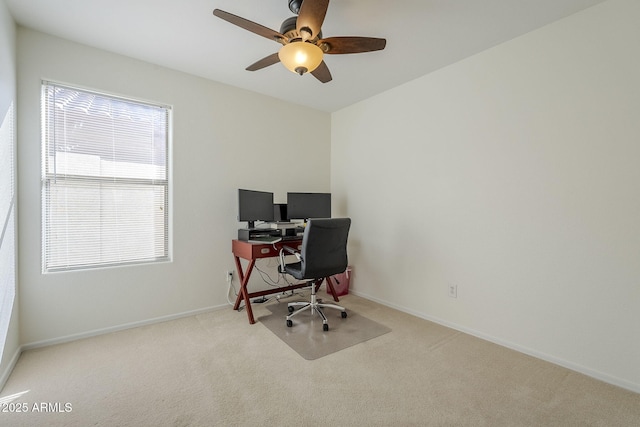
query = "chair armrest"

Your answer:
(280, 245), (295, 254)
